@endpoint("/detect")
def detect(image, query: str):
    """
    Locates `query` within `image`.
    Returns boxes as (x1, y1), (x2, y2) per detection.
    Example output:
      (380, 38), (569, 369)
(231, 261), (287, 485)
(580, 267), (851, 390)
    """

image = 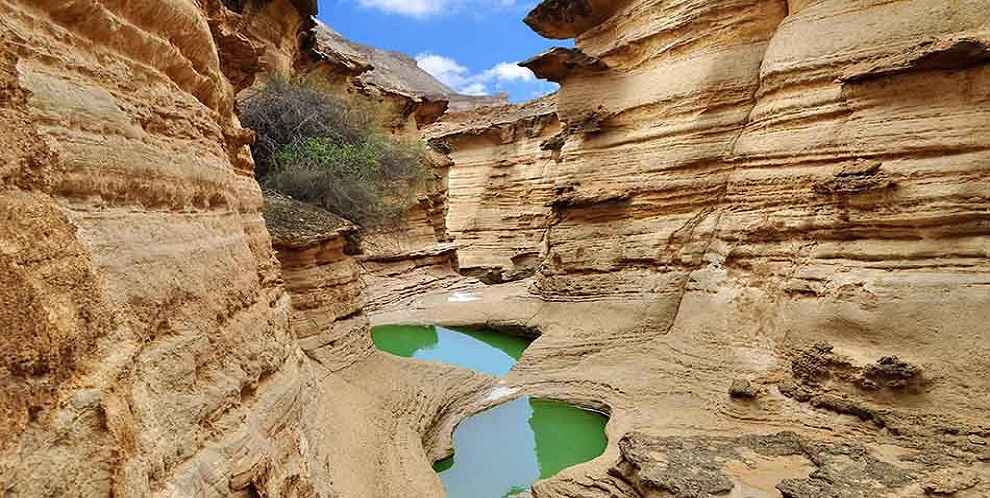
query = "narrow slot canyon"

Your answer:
(1, 1), (989, 497)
